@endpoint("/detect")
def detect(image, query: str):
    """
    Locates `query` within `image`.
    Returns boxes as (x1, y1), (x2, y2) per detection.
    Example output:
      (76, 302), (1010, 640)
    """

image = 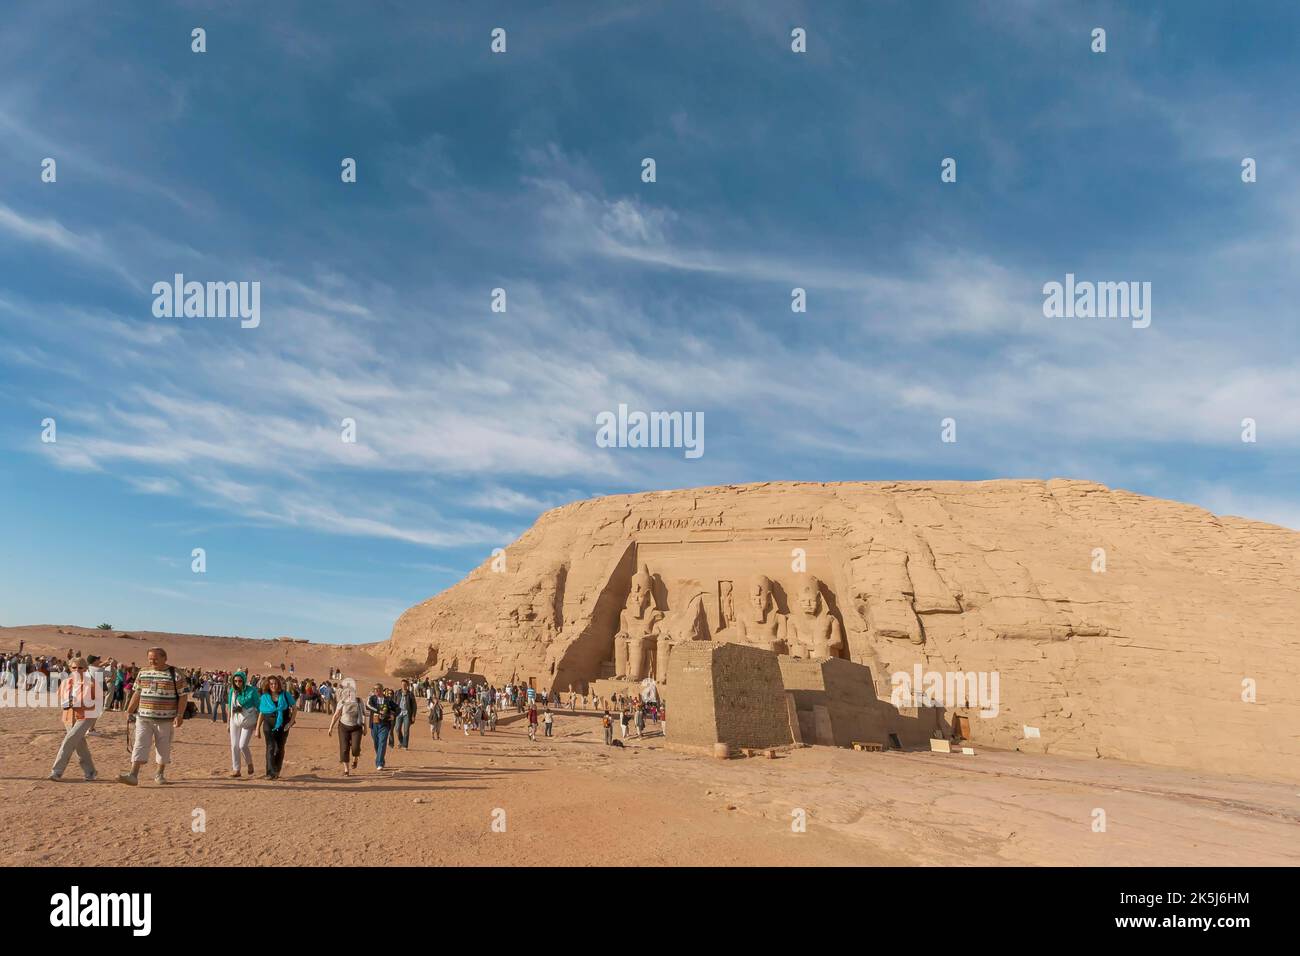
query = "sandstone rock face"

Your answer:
(382, 480), (1300, 782)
